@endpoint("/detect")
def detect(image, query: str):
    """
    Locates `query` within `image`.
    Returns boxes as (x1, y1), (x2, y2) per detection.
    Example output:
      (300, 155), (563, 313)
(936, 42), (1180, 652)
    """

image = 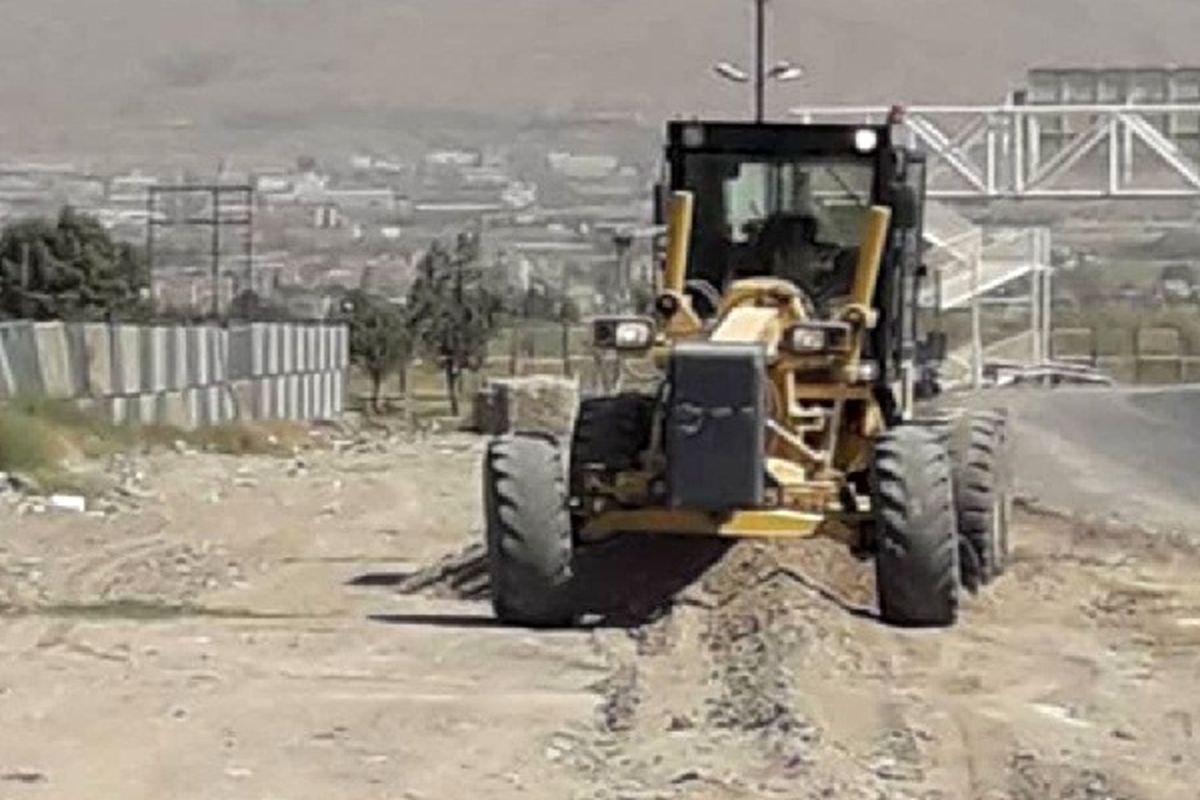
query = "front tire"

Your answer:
(873, 425), (960, 627)
(484, 434), (576, 627)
